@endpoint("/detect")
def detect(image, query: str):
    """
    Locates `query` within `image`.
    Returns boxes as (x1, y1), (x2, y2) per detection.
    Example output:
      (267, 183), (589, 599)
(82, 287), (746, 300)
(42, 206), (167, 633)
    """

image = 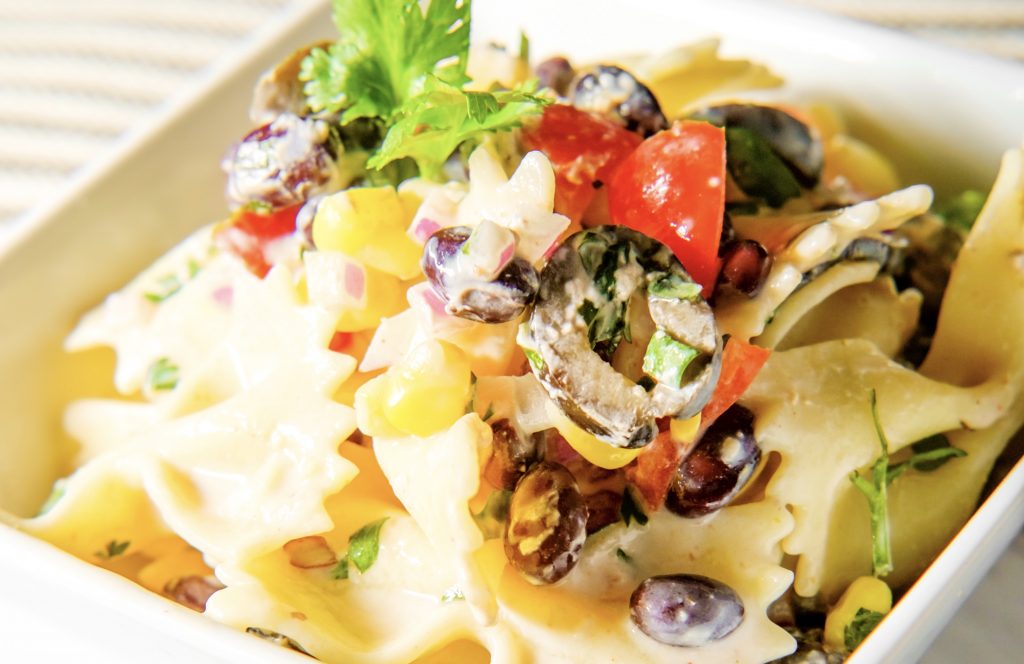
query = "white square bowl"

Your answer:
(1, 1), (1022, 662)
